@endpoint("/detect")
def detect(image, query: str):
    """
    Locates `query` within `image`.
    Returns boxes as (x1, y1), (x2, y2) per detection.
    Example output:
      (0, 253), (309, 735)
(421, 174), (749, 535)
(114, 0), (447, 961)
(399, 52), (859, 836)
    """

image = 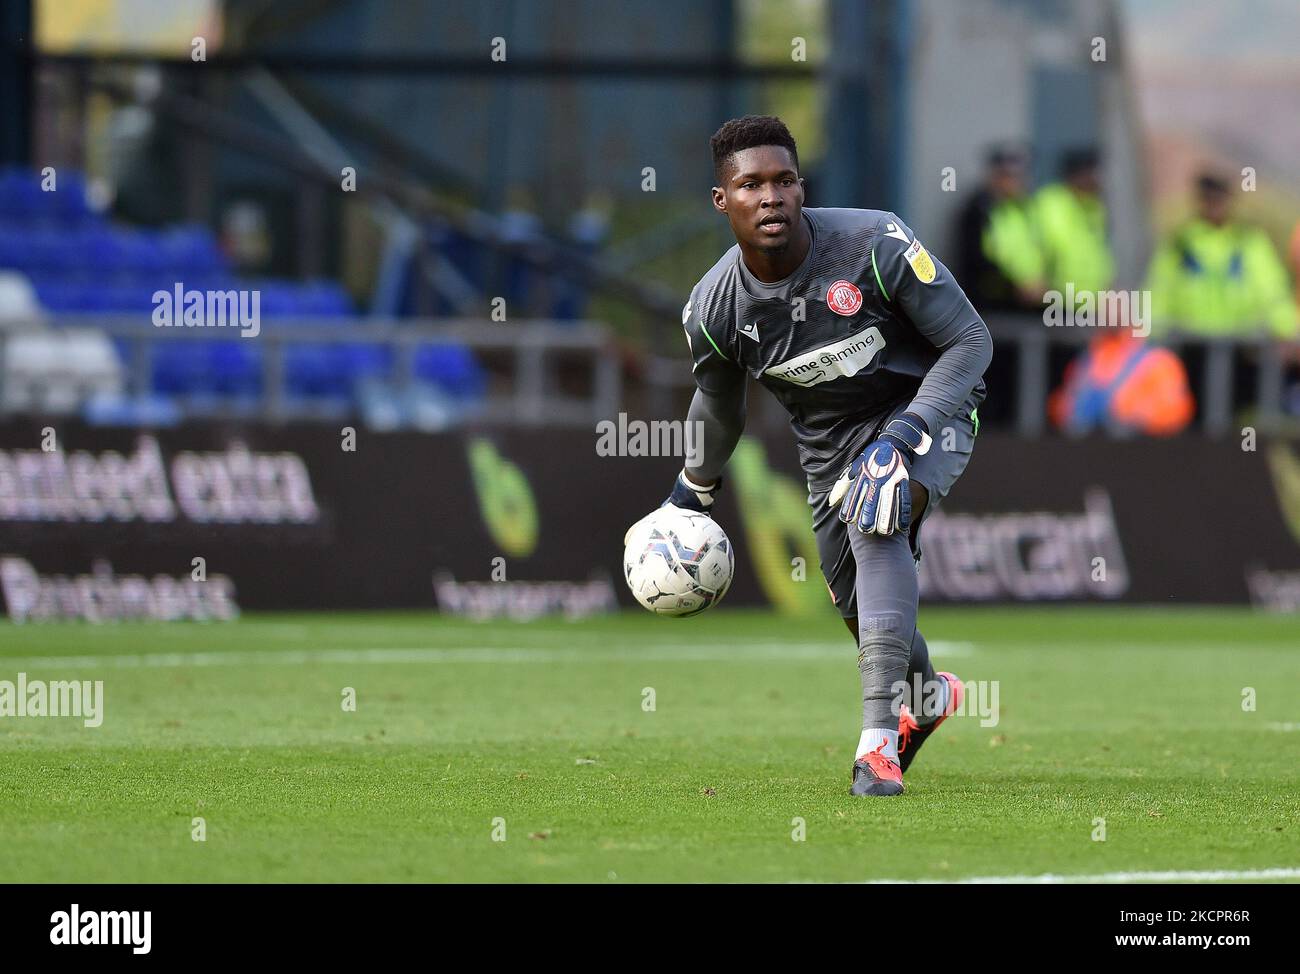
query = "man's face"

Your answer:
(712, 146), (805, 253)
(990, 161), (1026, 199)
(1070, 166), (1101, 195)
